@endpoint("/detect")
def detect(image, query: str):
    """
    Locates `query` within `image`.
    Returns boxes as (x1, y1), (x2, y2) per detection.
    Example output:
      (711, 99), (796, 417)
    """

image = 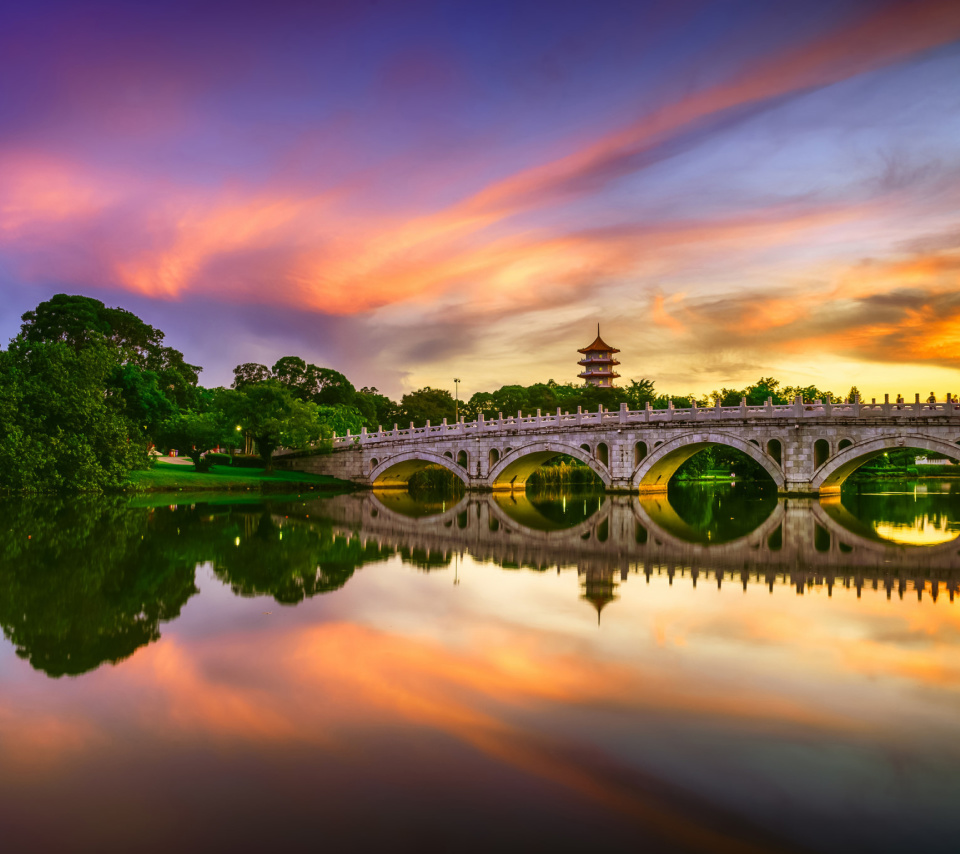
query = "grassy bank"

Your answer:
(126, 462), (354, 493)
